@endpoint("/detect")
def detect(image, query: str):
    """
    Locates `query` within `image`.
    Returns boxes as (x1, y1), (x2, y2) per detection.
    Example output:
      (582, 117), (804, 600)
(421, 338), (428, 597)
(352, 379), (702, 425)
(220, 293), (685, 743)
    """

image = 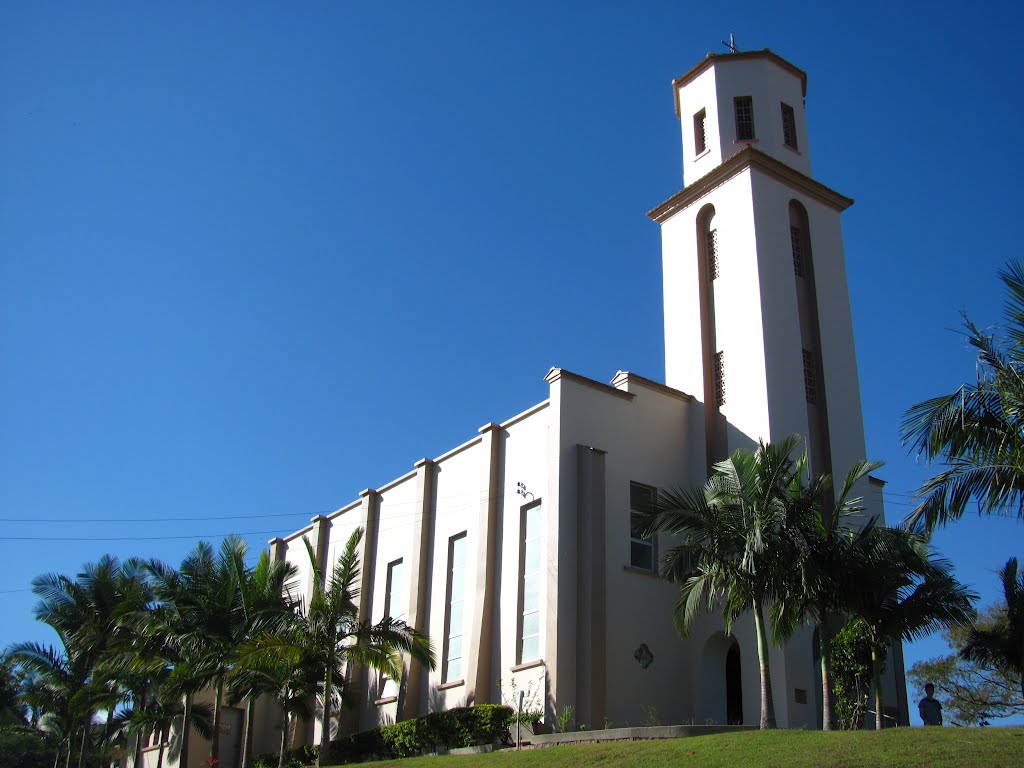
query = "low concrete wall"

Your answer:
(524, 724), (757, 748)
(447, 744), (498, 755)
